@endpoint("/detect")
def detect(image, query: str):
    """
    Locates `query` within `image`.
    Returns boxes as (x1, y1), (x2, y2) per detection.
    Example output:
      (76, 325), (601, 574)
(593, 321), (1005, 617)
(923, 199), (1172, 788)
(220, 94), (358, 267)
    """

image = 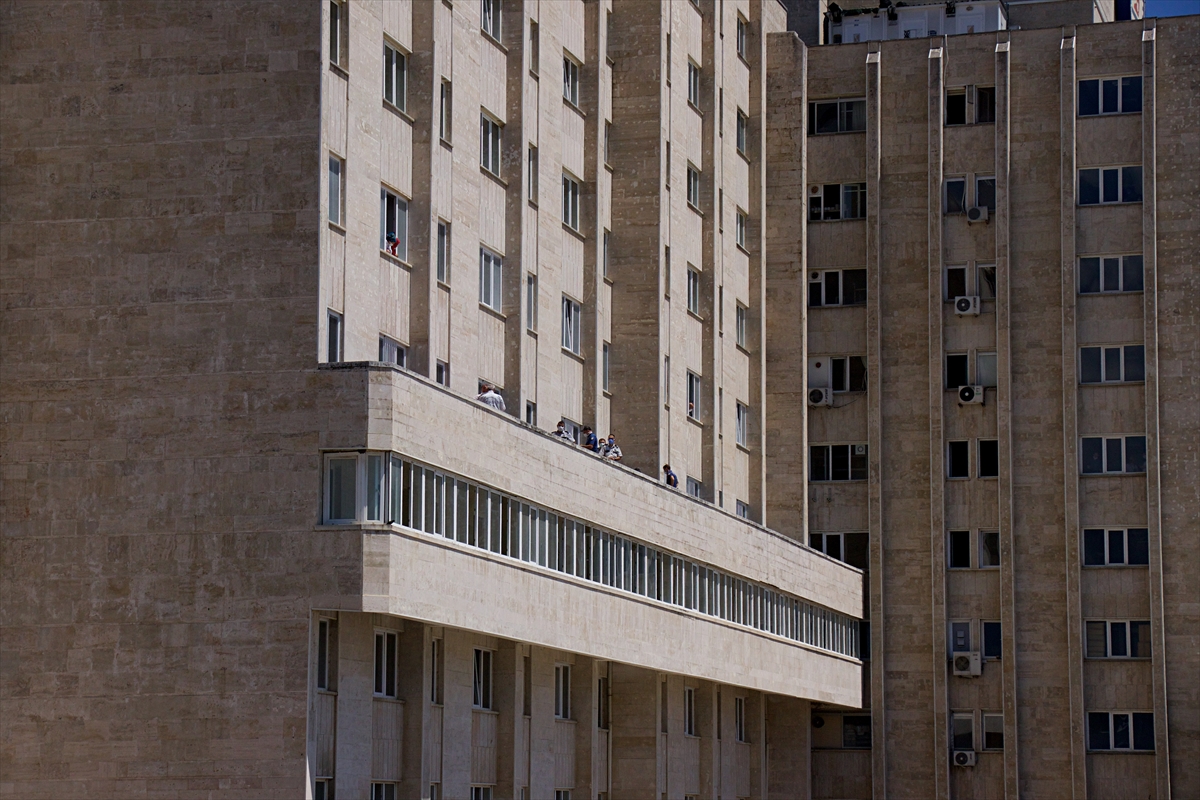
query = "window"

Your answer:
(830, 356), (868, 392)
(687, 372), (701, 420)
(952, 713), (974, 751)
(371, 784), (397, 800)
(602, 342), (611, 392)
(808, 269), (867, 306)
(327, 311), (343, 363)
(735, 209), (747, 249)
(379, 336), (406, 368)
(554, 664), (571, 719)
(481, 0), (501, 39)
(687, 61), (701, 108)
(811, 533), (869, 570)
(374, 630), (398, 697)
(1088, 712), (1154, 751)
(525, 401), (537, 427)
(736, 15), (748, 59)
(664, 355), (670, 405)
(527, 145), (538, 203)
(554, 792), (570, 800)
(977, 265), (997, 299)
(982, 714), (1004, 750)
(975, 87), (996, 124)
(316, 618), (337, 691)
(384, 43), (407, 110)
(380, 187), (409, 260)
(529, 20), (539, 73)
(1079, 77), (1142, 116)
(328, 154), (344, 226)
(1080, 255), (1143, 293)
(479, 248), (503, 310)
(665, 33), (672, 85)
(1079, 166), (1142, 205)
(734, 697), (747, 742)
(437, 221), (450, 283)
(808, 98), (867, 134)
(430, 638), (444, 704)
(440, 80), (452, 141)
(945, 178), (966, 214)
(687, 165), (701, 208)
(315, 779), (332, 800)
(561, 296), (581, 354)
(562, 54), (580, 105)
(526, 274), (537, 331)
(736, 500), (752, 520)
(430, 784), (441, 800)
(946, 265), (968, 299)
(946, 354), (969, 388)
(977, 352), (998, 388)
(980, 531), (1000, 568)
(946, 88), (967, 126)
(982, 621), (1002, 660)
(1086, 620), (1151, 658)
(1081, 435), (1147, 474)
(949, 531), (971, 569)
(1083, 528), (1149, 566)
(947, 441), (970, 479)
(683, 688), (696, 736)
(597, 676), (610, 729)
(687, 268), (701, 315)
(686, 477), (703, 498)
(1080, 345), (1144, 383)
(473, 648), (493, 709)
(946, 86), (994, 125)
(562, 172), (580, 230)
(480, 114), (502, 176)
(735, 402), (749, 447)
(978, 440), (999, 478)
(735, 304), (748, 348)
(731, 111), (749, 158)
(436, 360), (450, 387)
(470, 787), (494, 800)
(329, 0), (343, 67)
(975, 176), (996, 211)
(950, 621), (971, 652)
(810, 444), (868, 482)
(843, 715), (871, 749)
(602, 229), (611, 277)
(809, 183), (867, 221)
